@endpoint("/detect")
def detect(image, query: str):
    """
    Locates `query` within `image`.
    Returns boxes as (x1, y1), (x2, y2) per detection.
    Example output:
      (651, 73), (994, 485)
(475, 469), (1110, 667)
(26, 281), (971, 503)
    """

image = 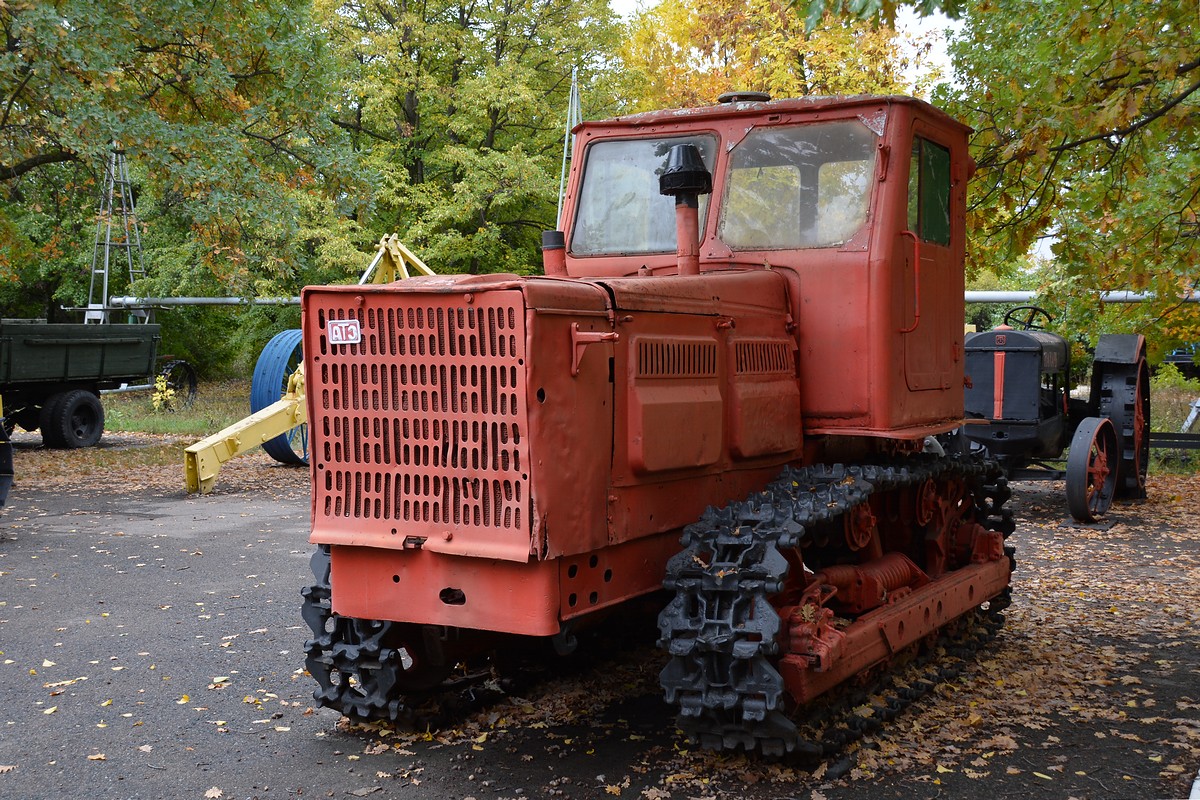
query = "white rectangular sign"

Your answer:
(327, 318), (362, 346)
